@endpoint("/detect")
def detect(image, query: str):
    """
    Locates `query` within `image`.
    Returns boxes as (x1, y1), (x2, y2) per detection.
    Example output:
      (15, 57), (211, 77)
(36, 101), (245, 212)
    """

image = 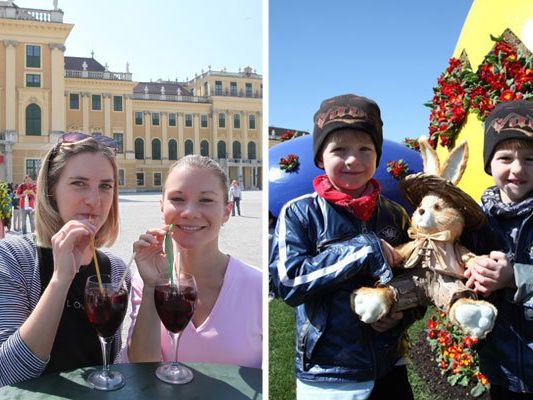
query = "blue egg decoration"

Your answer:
(269, 134), (423, 219)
